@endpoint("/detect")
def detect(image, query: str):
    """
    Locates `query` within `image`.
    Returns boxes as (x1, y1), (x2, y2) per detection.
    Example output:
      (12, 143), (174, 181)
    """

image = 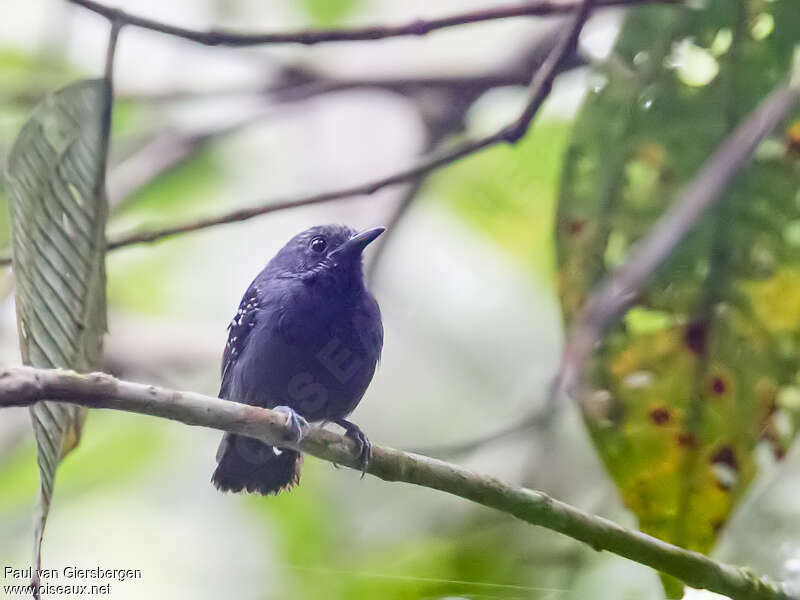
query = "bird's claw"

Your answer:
(273, 406), (309, 443)
(335, 419), (371, 478)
